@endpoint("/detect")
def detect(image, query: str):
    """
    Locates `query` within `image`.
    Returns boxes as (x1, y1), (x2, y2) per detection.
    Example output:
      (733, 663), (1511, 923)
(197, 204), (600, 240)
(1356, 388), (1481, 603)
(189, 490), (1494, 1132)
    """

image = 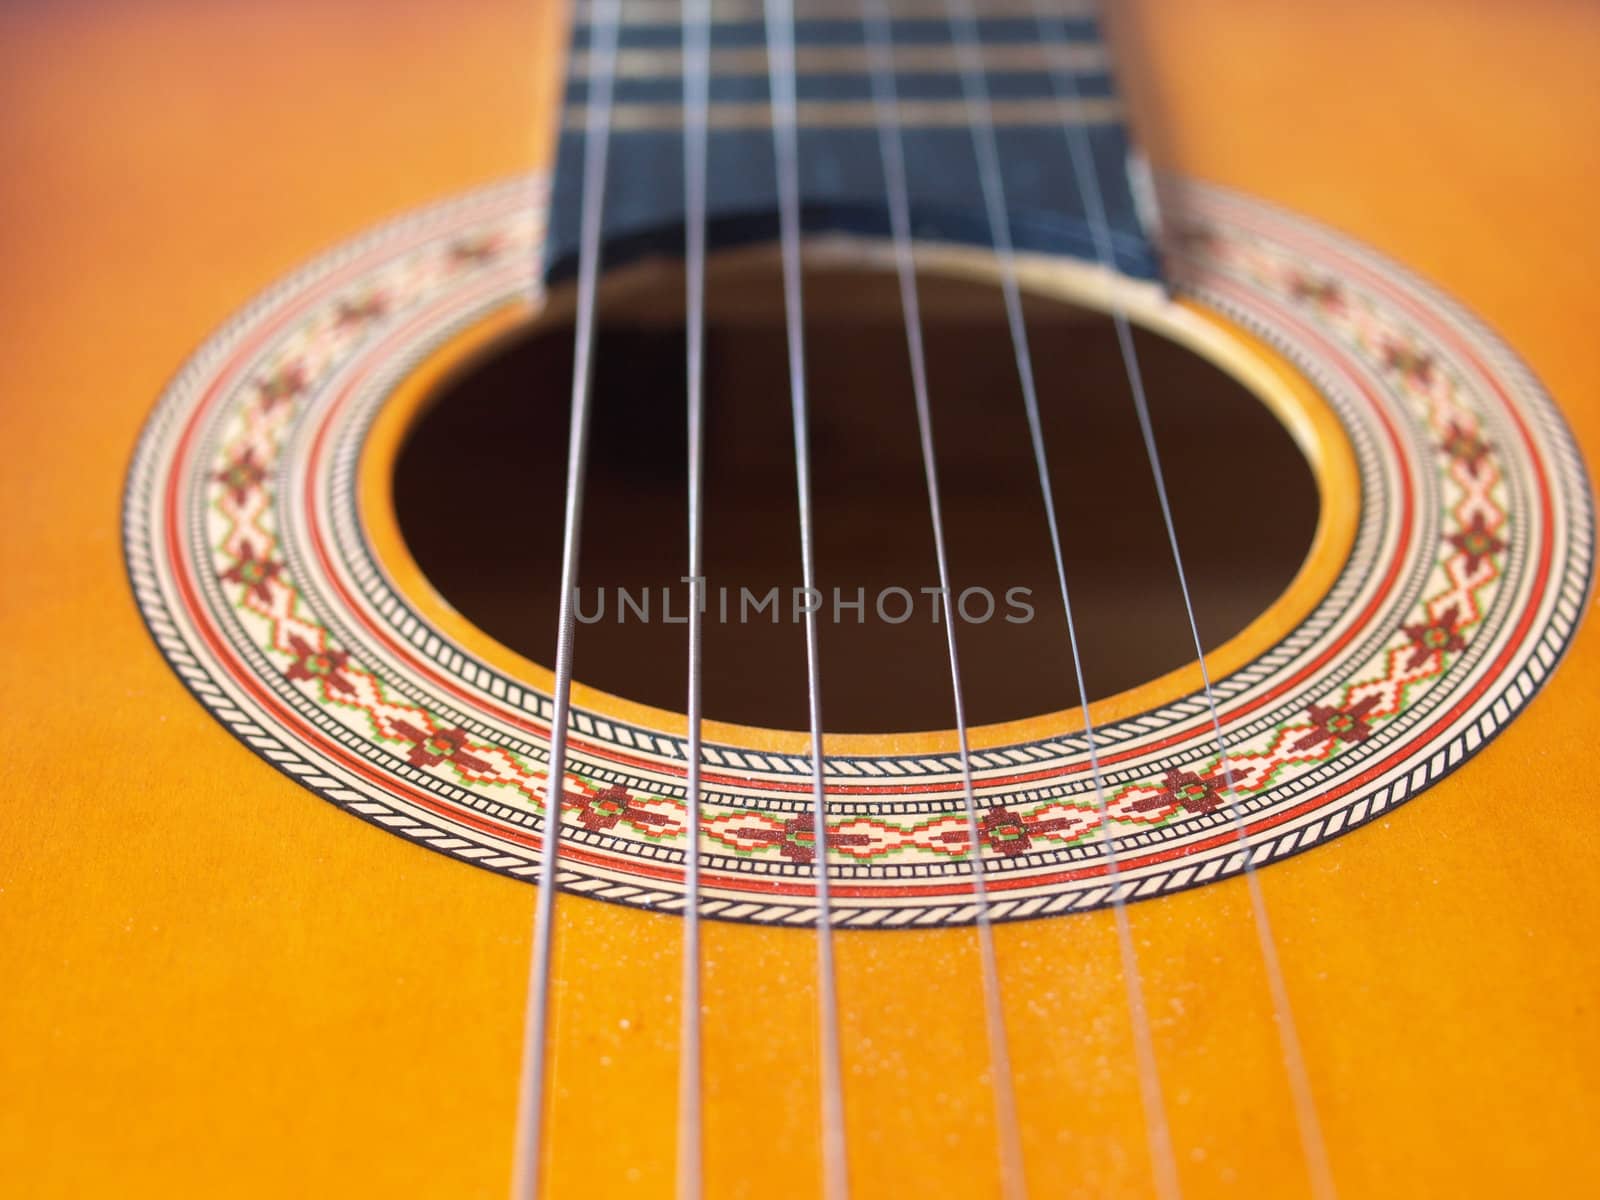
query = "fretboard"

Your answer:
(545, 0), (1161, 285)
